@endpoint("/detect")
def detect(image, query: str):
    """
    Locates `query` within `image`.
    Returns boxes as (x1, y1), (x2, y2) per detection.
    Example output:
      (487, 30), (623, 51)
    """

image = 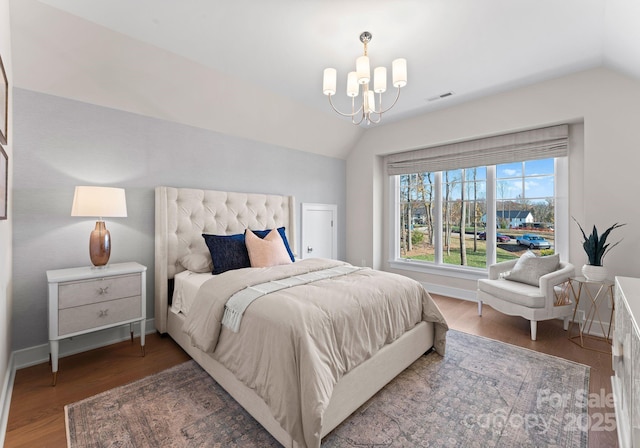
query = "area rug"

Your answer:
(65, 330), (589, 447)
